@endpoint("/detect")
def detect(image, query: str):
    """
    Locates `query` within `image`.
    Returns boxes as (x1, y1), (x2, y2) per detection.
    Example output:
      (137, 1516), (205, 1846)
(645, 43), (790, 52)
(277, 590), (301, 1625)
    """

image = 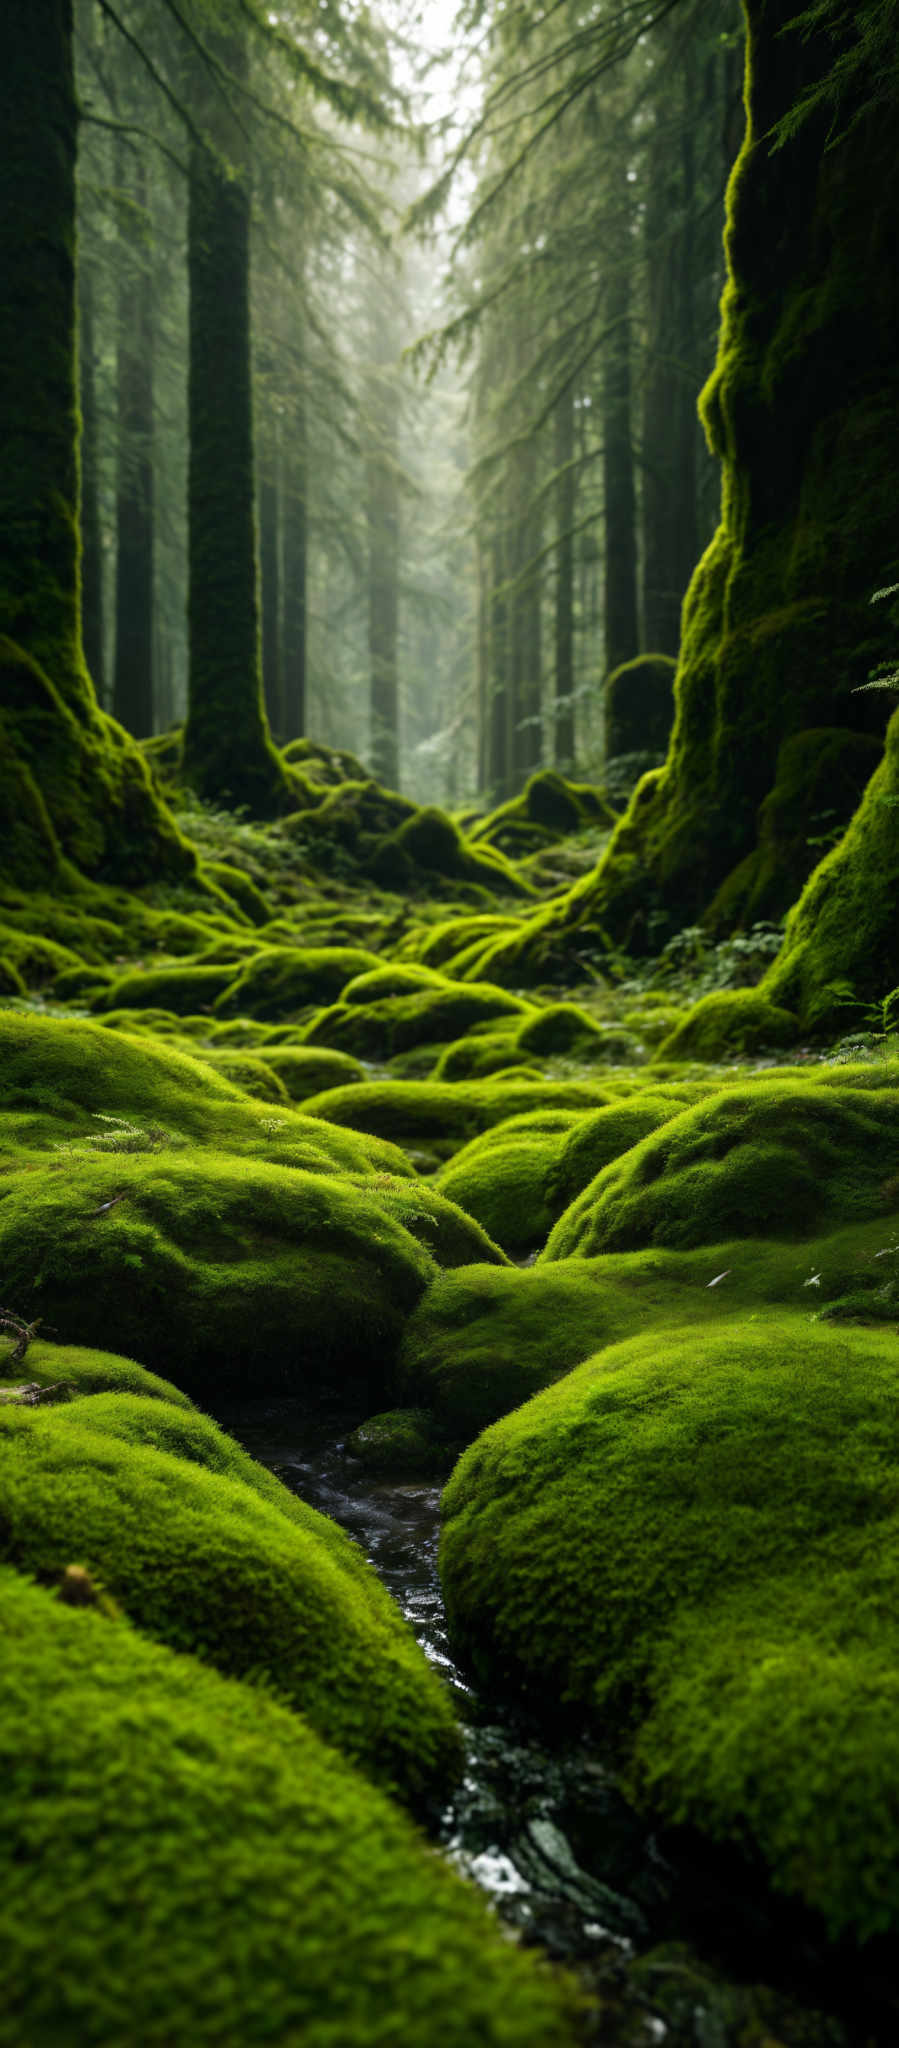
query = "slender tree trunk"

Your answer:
(487, 533), (510, 802)
(113, 149), (155, 738)
(366, 363), (400, 789)
(182, 28), (286, 814)
(554, 389), (576, 770)
(509, 451), (543, 789)
(602, 258), (639, 678)
(0, 0), (92, 711)
(78, 254), (106, 703)
(476, 542), (490, 794)
(281, 386), (307, 741)
(259, 428), (282, 739)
